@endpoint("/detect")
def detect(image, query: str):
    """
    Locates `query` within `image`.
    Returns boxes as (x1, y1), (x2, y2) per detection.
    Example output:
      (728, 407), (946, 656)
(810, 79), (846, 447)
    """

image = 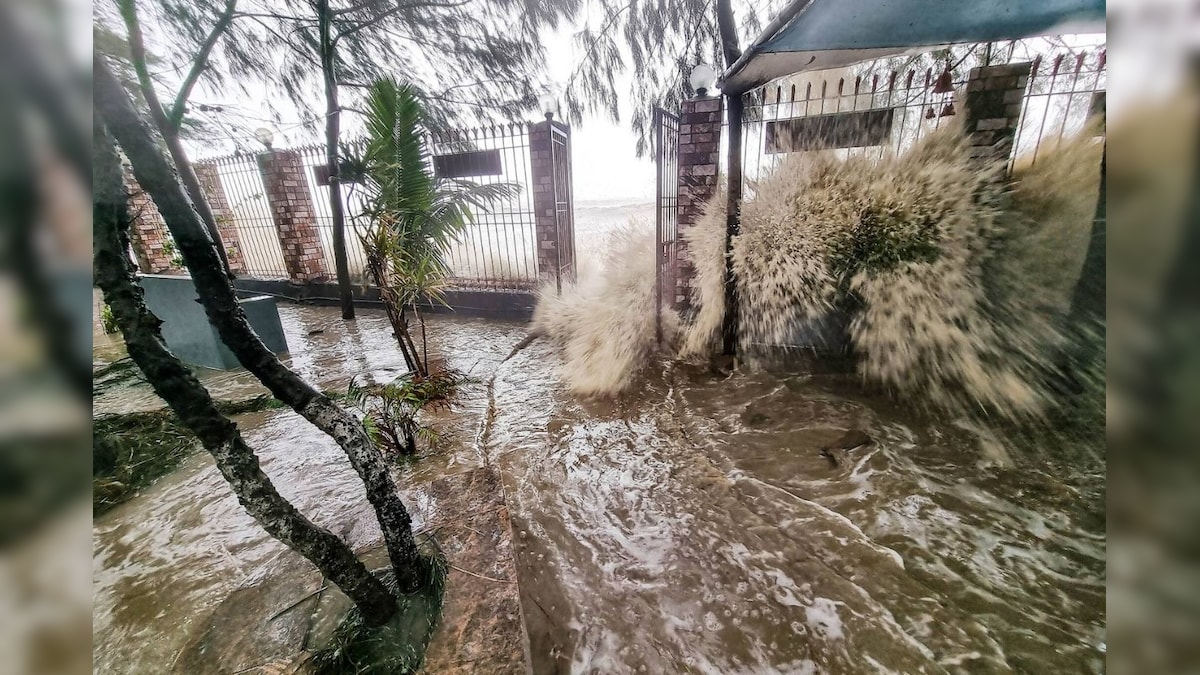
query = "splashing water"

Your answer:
(531, 221), (677, 396)
(681, 126), (1103, 422)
